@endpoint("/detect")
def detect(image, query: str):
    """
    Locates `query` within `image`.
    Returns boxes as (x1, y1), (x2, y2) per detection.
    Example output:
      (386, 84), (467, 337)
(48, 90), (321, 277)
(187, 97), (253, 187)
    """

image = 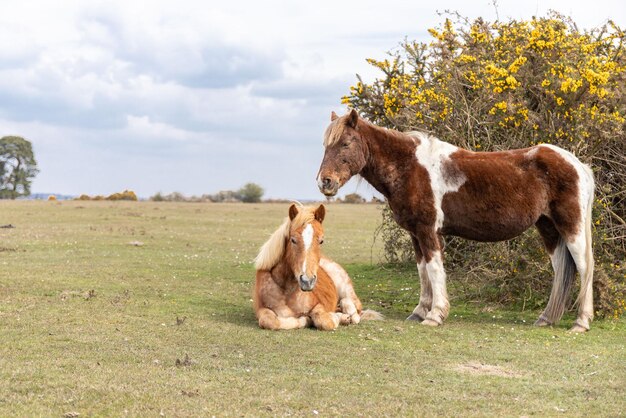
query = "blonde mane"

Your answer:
(323, 117), (347, 147)
(254, 206), (318, 271)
